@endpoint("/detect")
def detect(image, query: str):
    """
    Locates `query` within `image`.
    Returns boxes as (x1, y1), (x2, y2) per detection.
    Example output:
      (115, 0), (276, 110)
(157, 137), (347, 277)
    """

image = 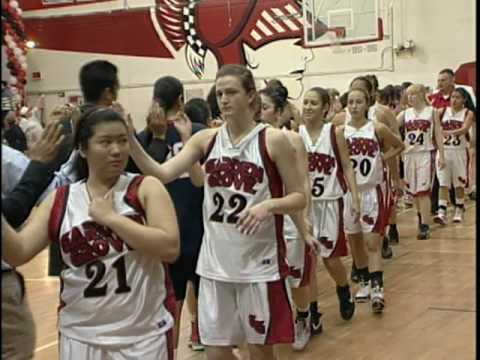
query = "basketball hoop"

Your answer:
(326, 26), (346, 53)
